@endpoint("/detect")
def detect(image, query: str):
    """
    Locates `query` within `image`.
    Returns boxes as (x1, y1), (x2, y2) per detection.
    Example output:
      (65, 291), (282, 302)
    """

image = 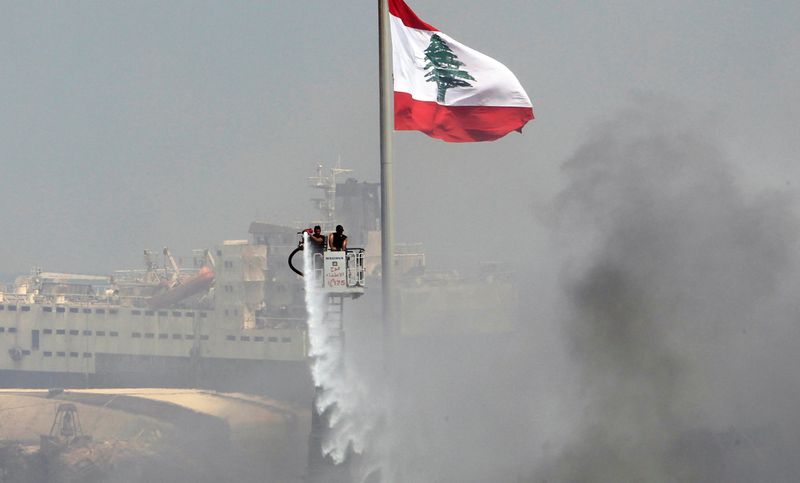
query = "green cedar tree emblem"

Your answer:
(423, 34), (476, 103)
